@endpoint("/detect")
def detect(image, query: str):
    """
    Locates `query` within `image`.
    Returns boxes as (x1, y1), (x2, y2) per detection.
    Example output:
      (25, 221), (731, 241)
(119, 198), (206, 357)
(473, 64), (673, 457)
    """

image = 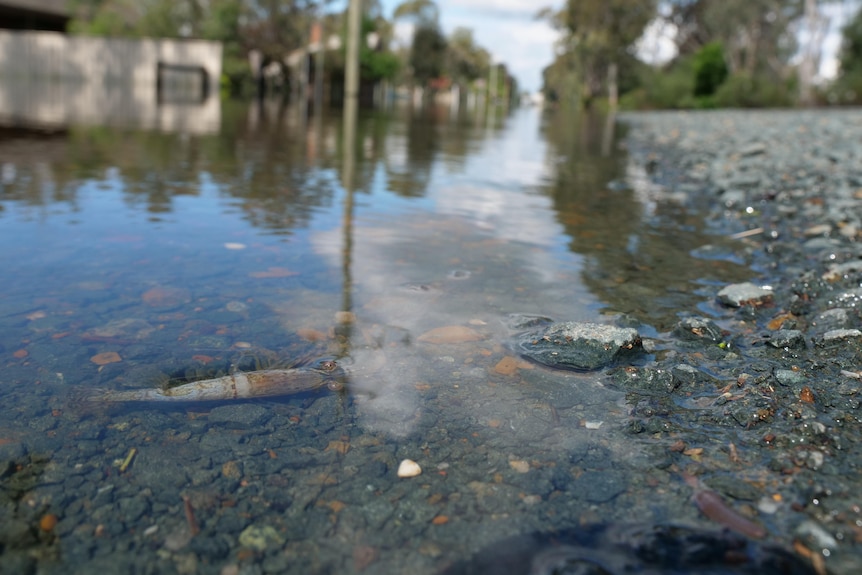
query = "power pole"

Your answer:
(345, 0), (361, 101)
